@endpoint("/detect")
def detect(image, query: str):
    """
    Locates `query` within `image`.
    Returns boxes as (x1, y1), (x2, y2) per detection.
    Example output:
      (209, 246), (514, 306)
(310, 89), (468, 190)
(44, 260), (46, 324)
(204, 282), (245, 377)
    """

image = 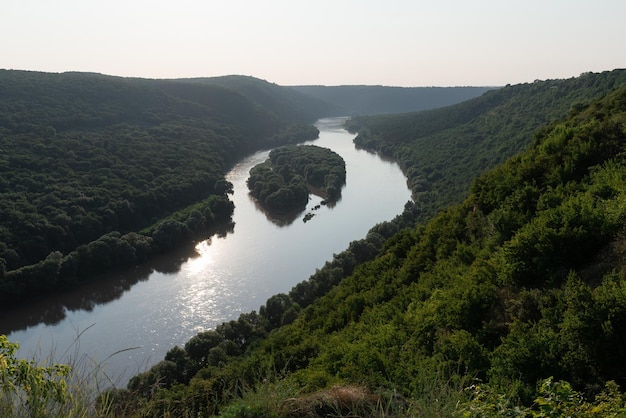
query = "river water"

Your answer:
(1, 117), (412, 386)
